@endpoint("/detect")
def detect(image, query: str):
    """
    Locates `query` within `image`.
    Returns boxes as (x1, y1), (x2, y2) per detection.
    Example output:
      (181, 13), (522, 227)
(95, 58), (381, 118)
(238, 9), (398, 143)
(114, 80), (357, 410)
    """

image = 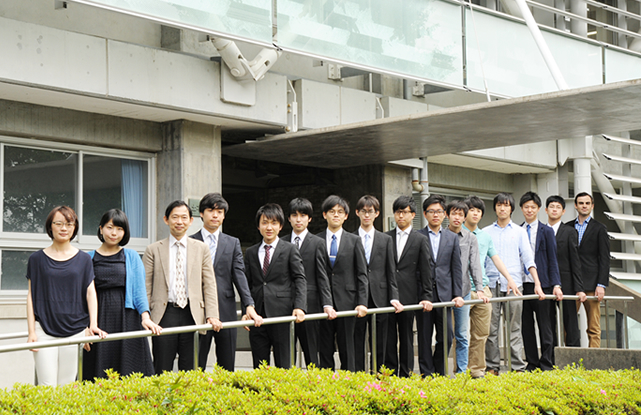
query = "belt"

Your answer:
(168, 300), (189, 308)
